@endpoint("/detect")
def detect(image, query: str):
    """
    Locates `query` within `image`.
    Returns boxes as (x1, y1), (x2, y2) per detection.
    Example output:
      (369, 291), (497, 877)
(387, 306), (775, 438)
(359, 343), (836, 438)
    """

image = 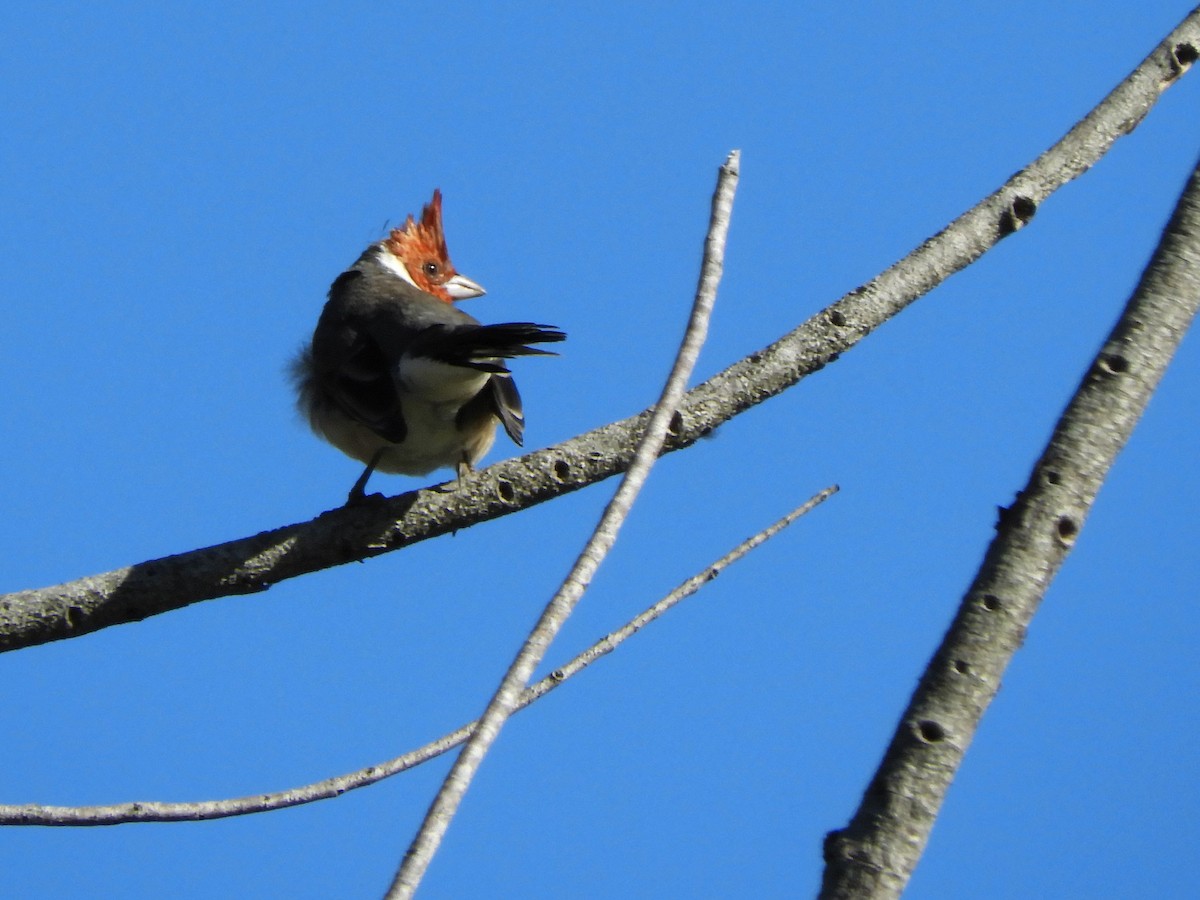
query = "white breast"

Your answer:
(371, 389), (494, 475)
